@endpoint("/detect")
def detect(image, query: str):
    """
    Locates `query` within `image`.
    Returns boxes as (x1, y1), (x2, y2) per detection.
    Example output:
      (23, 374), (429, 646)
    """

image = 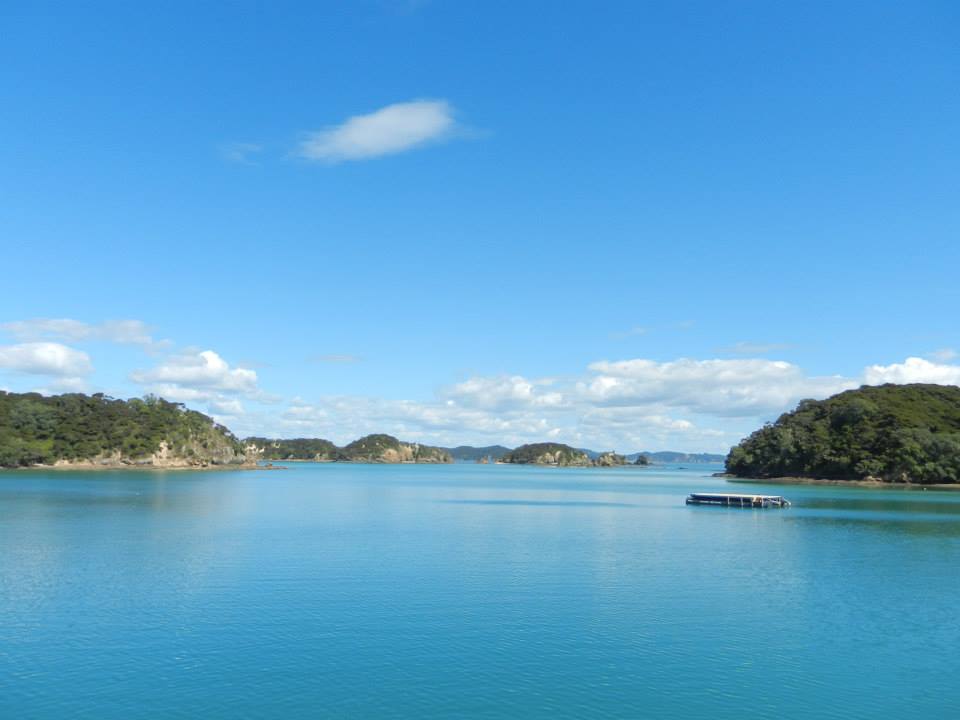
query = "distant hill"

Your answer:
(245, 437), (339, 461)
(726, 383), (960, 484)
(628, 451), (726, 464)
(339, 434), (451, 463)
(439, 445), (511, 462)
(0, 392), (249, 468)
(247, 434), (452, 464)
(499, 443), (592, 467)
